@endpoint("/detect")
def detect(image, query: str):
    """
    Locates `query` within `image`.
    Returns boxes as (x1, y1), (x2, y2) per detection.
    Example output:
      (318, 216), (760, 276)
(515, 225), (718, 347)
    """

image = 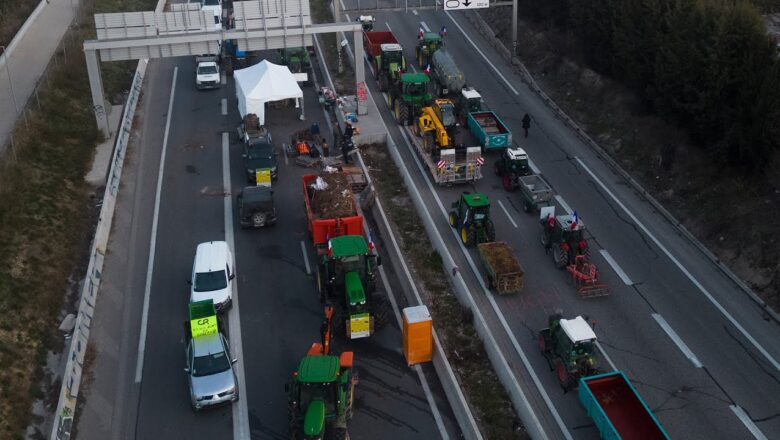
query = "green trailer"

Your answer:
(477, 241), (524, 294)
